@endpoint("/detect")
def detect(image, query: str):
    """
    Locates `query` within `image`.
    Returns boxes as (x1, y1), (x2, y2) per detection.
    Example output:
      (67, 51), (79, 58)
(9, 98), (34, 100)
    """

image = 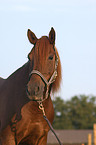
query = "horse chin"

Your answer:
(28, 95), (44, 101)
